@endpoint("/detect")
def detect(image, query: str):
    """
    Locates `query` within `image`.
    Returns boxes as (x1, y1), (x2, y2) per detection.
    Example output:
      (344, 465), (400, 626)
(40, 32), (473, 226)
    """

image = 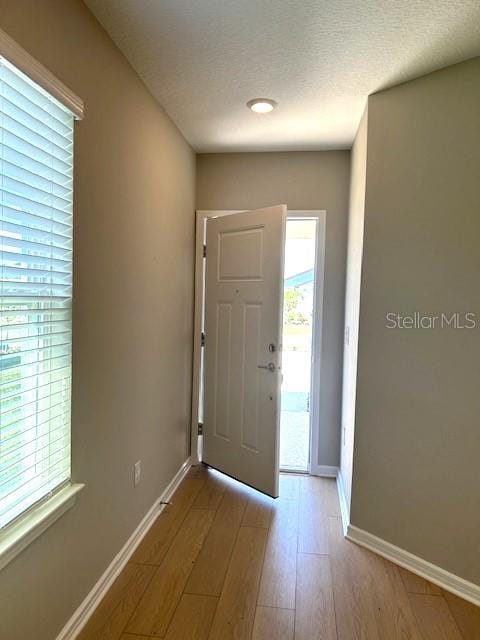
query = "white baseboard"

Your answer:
(335, 471), (350, 536)
(347, 524), (480, 607)
(56, 457), (192, 640)
(309, 464), (339, 478)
